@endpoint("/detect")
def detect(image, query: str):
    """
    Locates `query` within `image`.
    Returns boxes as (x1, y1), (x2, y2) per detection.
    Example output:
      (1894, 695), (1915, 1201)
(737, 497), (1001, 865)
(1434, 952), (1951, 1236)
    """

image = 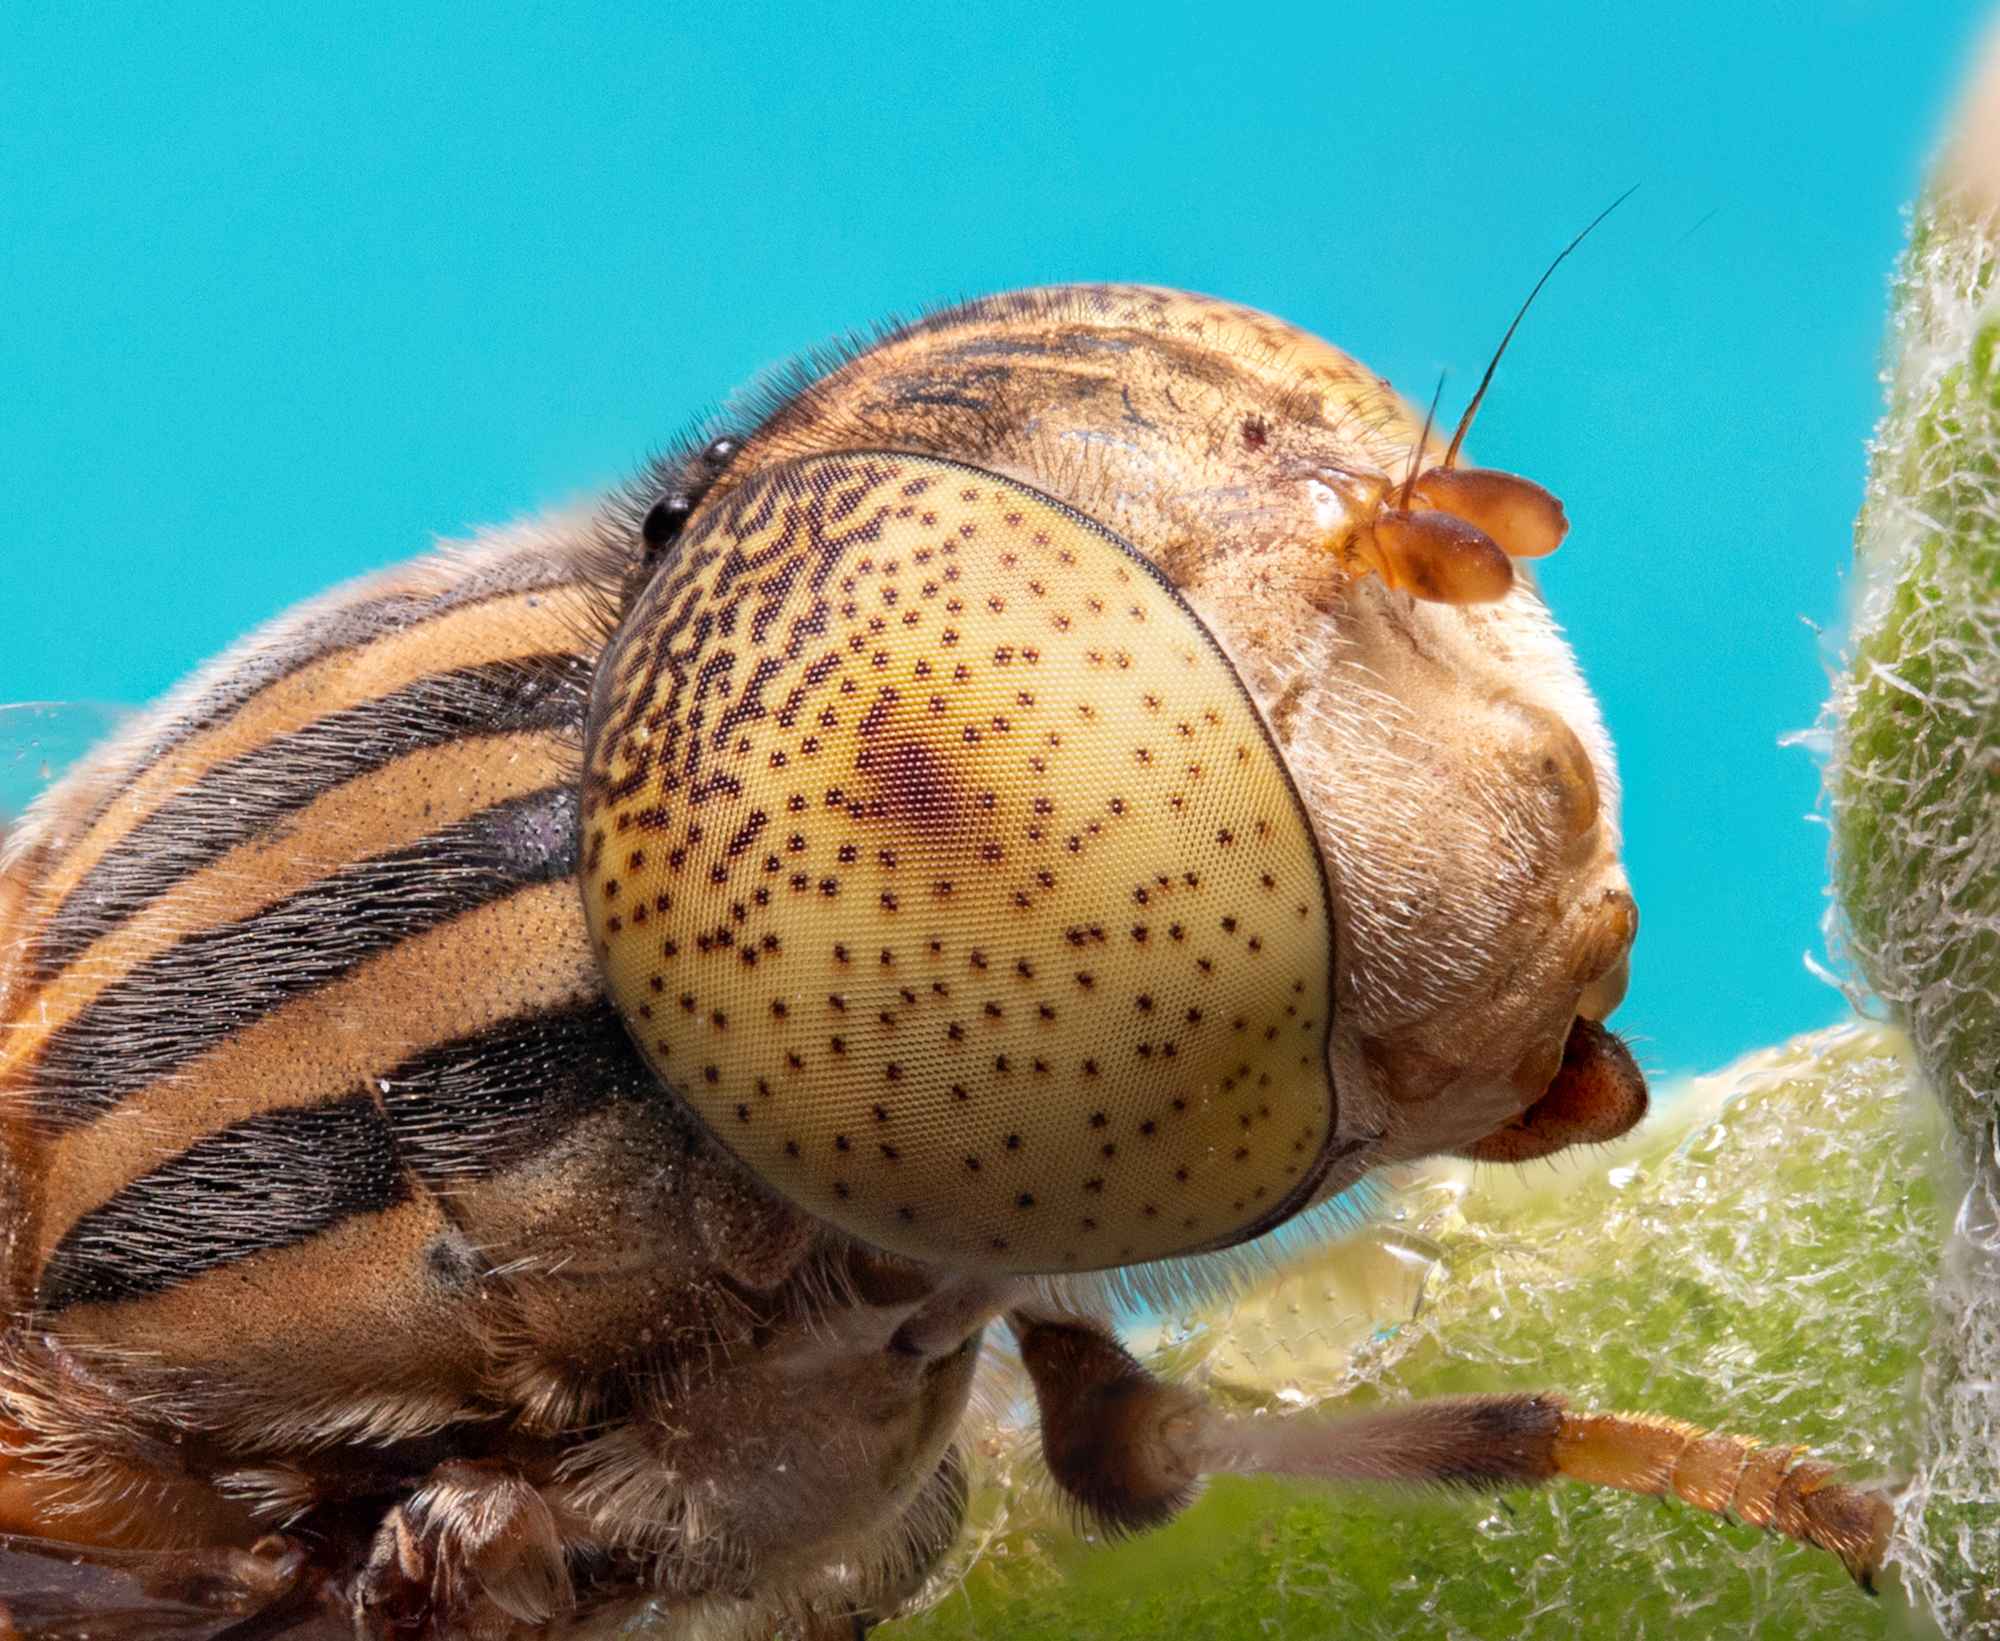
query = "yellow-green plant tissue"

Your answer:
(1831, 20), (2000, 1637)
(883, 1029), (1938, 1639)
